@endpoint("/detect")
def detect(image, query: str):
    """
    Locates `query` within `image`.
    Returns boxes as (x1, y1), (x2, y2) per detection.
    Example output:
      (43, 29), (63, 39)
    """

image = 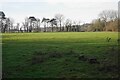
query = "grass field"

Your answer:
(2, 32), (119, 78)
